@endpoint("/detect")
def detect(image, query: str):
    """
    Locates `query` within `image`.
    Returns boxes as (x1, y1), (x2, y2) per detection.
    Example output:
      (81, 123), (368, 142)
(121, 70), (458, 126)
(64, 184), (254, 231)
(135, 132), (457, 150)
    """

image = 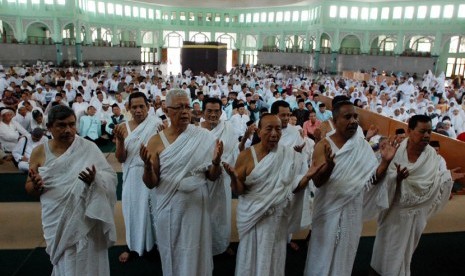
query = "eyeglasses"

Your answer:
(167, 105), (191, 111)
